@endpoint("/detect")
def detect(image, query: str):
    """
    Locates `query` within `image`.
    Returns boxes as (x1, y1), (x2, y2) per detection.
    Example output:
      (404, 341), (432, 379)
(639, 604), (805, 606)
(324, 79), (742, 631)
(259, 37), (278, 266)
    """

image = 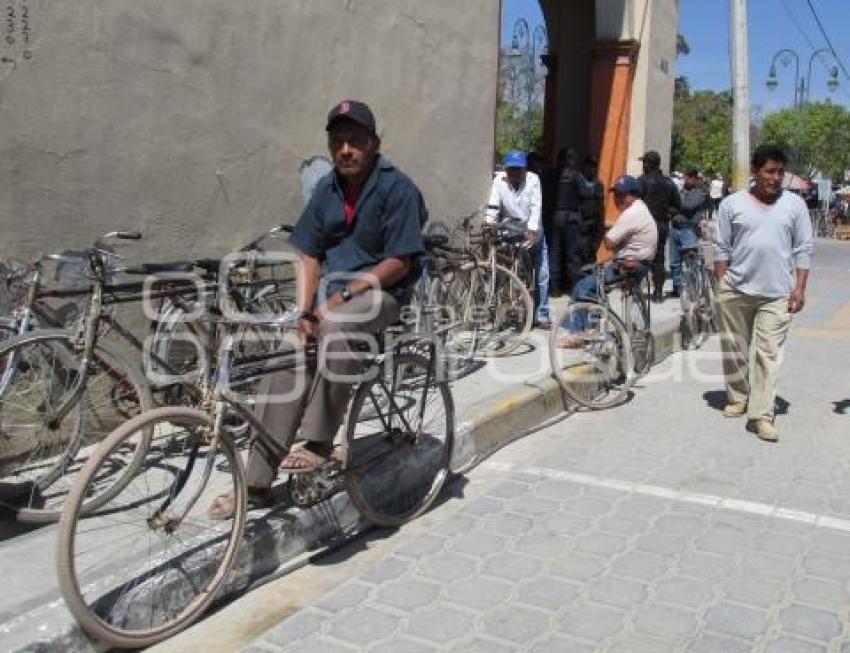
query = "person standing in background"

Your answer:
(638, 150), (681, 303)
(486, 150), (551, 328)
(579, 156), (605, 266)
(709, 173), (725, 216)
(550, 149), (592, 294)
